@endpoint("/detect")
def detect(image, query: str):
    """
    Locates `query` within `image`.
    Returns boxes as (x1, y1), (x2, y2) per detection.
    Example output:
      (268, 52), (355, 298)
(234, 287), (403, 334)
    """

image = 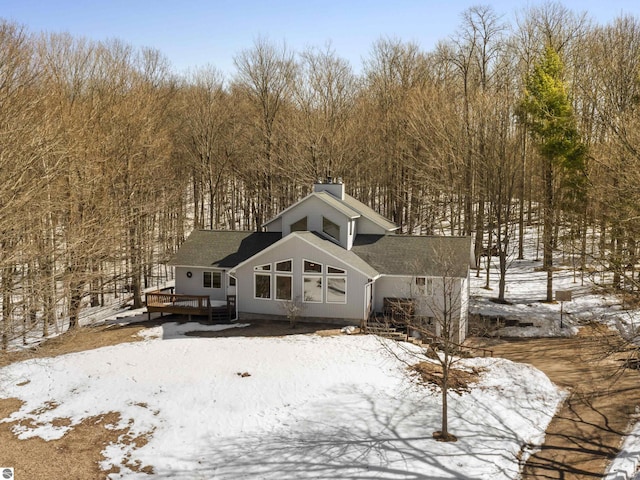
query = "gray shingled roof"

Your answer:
(314, 192), (362, 219)
(169, 230), (282, 268)
(351, 234), (472, 278)
(343, 194), (399, 232)
(170, 230), (471, 279)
